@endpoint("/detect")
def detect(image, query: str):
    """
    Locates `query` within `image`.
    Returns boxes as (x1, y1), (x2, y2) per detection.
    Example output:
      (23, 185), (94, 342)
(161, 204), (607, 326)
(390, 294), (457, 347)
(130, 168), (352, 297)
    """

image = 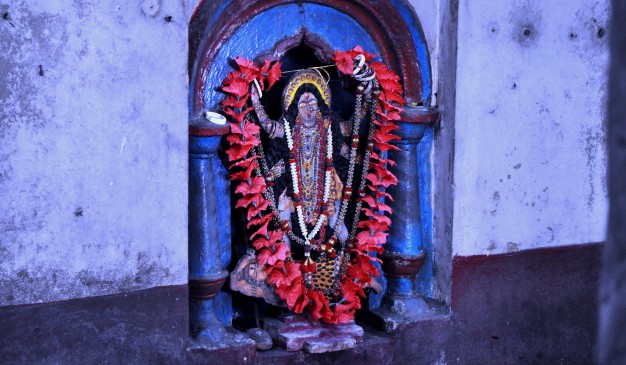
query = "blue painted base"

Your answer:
(190, 299), (228, 342)
(370, 294), (434, 333)
(197, 324), (228, 343)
